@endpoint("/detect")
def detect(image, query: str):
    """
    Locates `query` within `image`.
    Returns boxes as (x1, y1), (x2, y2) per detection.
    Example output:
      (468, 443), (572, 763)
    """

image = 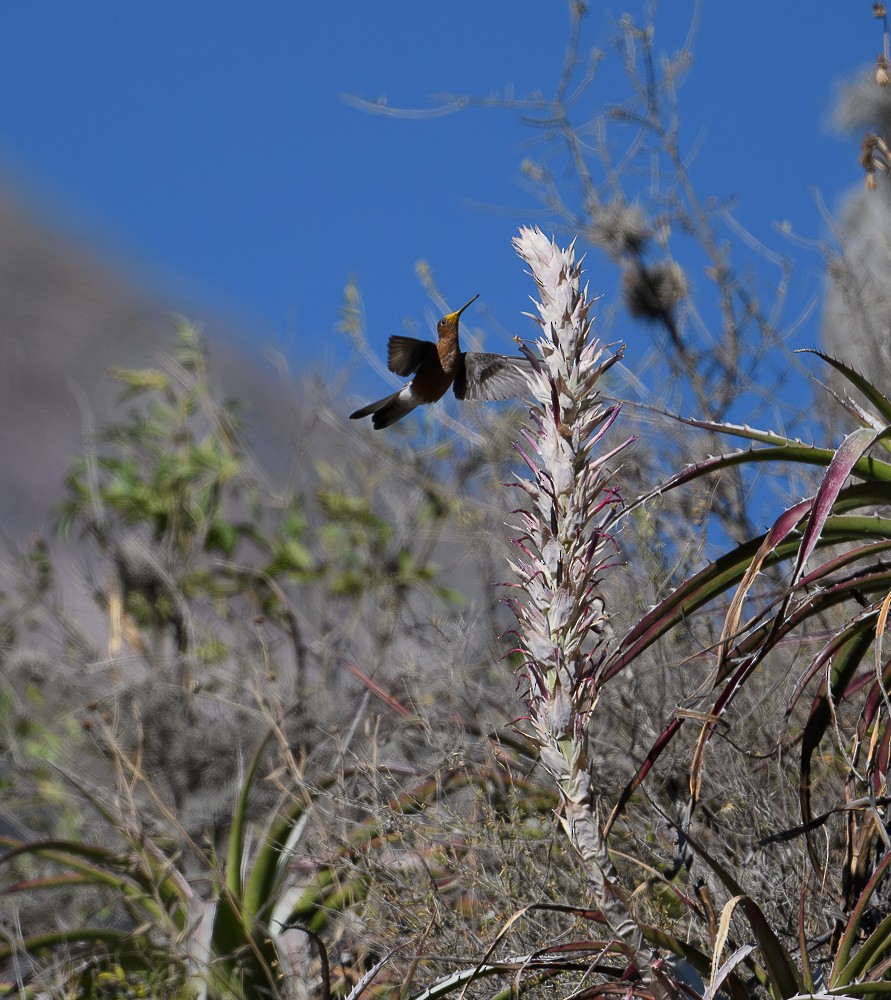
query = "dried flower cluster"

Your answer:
(507, 228), (671, 990)
(508, 227), (626, 762)
(588, 196), (651, 259)
(622, 259), (688, 325)
(861, 131), (891, 189)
